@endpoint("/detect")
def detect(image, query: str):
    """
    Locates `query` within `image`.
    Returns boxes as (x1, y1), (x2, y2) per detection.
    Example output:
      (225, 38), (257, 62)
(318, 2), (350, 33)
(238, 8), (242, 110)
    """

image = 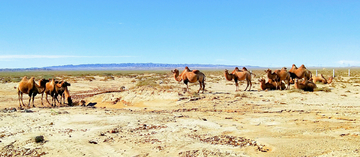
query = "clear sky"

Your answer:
(0, 0), (359, 68)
